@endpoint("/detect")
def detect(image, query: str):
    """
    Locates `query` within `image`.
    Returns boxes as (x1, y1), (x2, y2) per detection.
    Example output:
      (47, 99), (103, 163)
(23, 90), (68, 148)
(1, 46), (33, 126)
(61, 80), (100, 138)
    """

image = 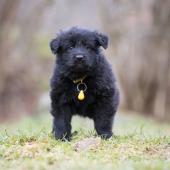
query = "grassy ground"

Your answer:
(0, 112), (170, 170)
